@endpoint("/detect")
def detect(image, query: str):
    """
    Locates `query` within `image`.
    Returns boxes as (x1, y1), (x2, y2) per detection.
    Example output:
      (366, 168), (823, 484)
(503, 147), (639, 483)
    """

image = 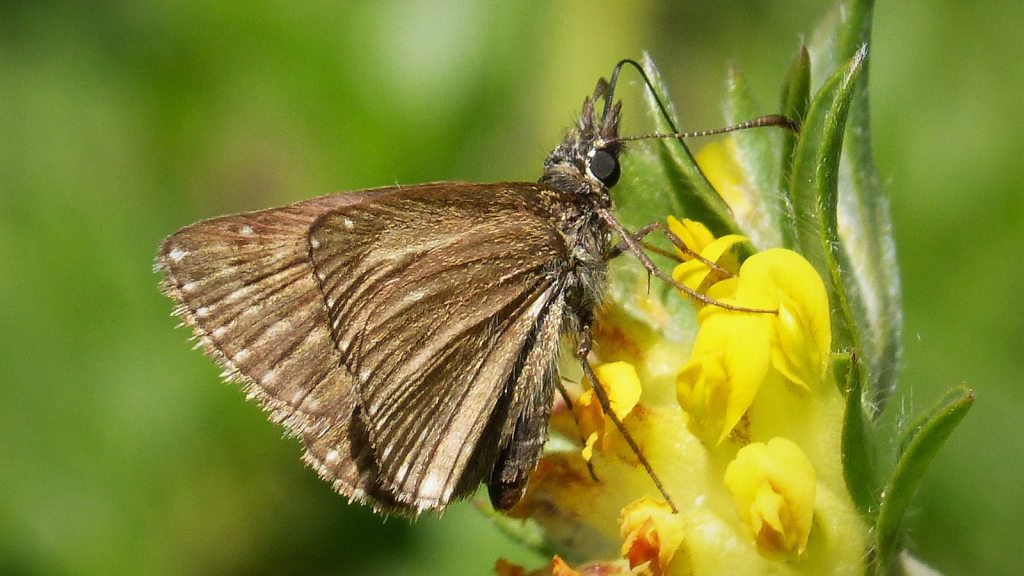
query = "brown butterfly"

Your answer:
(157, 60), (789, 516)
